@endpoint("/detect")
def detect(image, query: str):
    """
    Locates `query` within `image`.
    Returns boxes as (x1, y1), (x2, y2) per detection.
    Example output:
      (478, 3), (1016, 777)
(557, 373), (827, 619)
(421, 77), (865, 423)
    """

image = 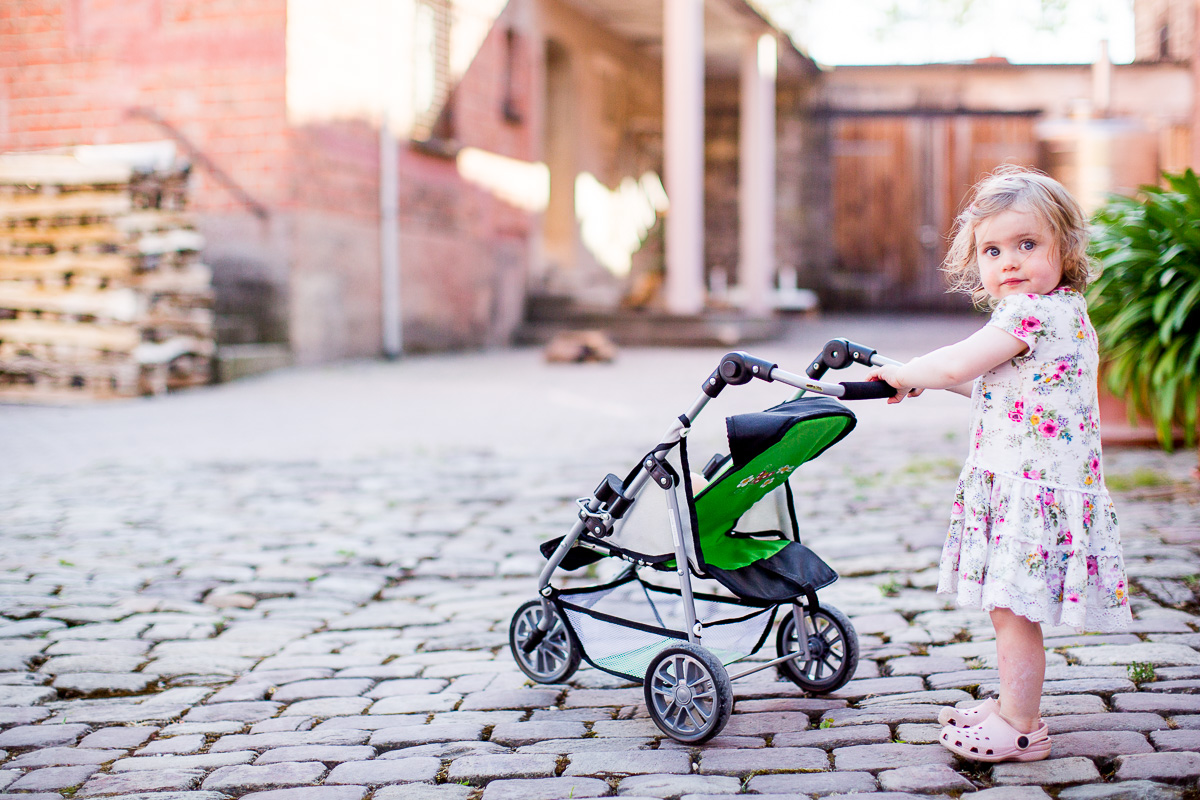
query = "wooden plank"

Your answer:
(137, 229), (204, 254)
(2, 222), (126, 247)
(0, 285), (142, 321)
(0, 319), (141, 352)
(0, 155), (133, 187)
(0, 191), (132, 221)
(0, 386), (136, 404)
(135, 336), (215, 364)
(0, 357), (140, 401)
(0, 254), (135, 282)
(135, 263), (213, 292)
(0, 338), (130, 363)
(116, 210), (195, 234)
